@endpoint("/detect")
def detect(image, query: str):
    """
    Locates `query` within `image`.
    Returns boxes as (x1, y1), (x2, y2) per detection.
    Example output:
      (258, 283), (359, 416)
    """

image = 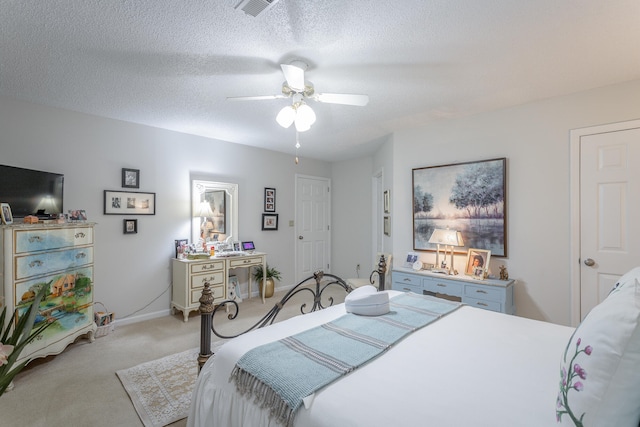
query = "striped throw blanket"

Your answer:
(230, 292), (461, 426)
